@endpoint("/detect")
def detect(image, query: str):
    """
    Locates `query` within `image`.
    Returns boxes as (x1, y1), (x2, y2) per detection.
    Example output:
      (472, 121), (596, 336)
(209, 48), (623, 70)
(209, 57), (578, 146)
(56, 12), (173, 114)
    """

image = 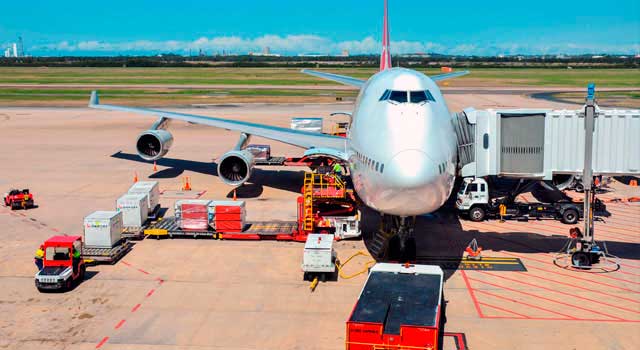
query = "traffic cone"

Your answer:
(464, 238), (483, 261)
(233, 189), (237, 201)
(153, 161), (158, 172)
(630, 179), (638, 187)
(182, 176), (192, 191)
(134, 172), (139, 183)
